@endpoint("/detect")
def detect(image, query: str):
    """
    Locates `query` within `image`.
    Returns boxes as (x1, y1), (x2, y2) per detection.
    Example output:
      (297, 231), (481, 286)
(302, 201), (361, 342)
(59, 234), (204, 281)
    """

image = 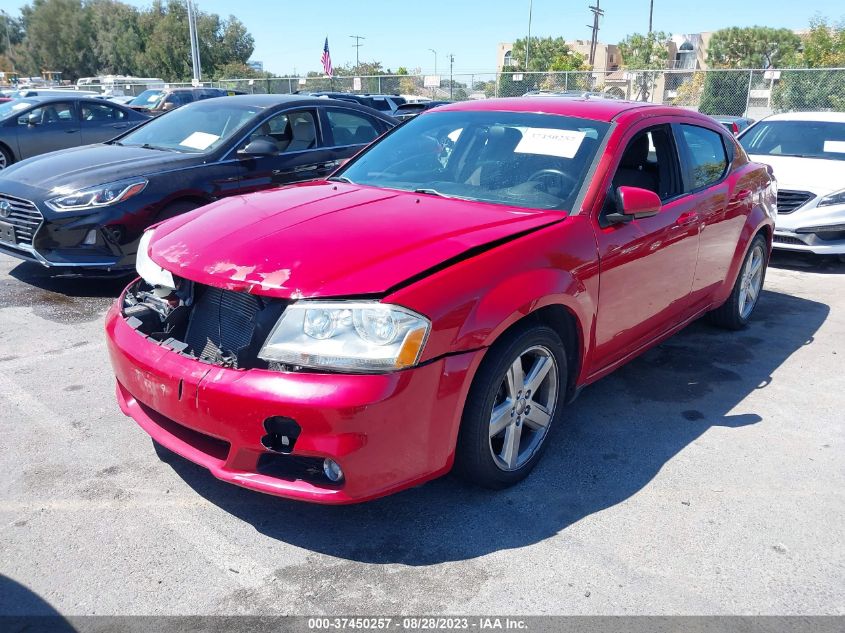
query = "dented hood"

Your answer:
(148, 181), (565, 298)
